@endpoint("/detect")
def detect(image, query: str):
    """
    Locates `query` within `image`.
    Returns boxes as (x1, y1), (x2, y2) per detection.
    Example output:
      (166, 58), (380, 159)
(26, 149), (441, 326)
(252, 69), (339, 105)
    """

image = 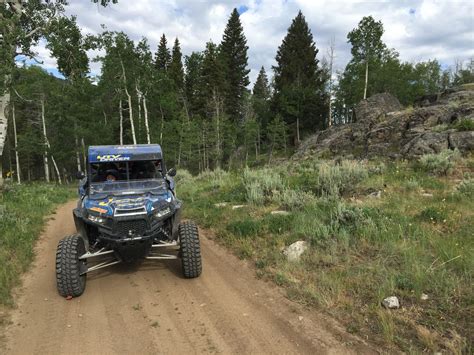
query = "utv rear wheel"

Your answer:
(179, 221), (202, 278)
(56, 234), (87, 297)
